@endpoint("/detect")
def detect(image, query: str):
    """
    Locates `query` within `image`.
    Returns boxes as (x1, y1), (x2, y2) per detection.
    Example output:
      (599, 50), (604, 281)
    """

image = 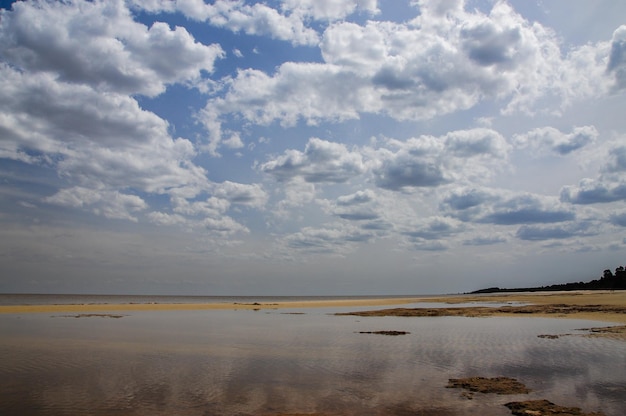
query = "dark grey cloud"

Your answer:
(361, 220), (393, 231)
(372, 66), (416, 90)
(444, 129), (508, 158)
(330, 190), (382, 222)
(515, 221), (595, 241)
(336, 211), (379, 221)
(461, 22), (522, 67)
(481, 207), (575, 225)
(560, 179), (626, 204)
(462, 236), (507, 246)
(609, 211), (626, 227)
(604, 145), (626, 173)
(552, 128), (597, 155)
(407, 238), (448, 252)
(374, 157), (448, 190)
(480, 194), (575, 225)
(442, 188), (574, 225)
(607, 25), (626, 90)
(402, 217), (464, 240)
(516, 225), (576, 241)
(440, 188), (495, 211)
(284, 225), (374, 253)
